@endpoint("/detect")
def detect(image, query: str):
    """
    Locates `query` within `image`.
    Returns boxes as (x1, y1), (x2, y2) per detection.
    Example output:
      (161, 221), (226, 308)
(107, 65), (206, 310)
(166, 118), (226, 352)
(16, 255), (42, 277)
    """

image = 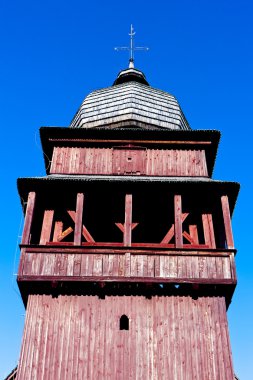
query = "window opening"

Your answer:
(120, 314), (129, 330)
